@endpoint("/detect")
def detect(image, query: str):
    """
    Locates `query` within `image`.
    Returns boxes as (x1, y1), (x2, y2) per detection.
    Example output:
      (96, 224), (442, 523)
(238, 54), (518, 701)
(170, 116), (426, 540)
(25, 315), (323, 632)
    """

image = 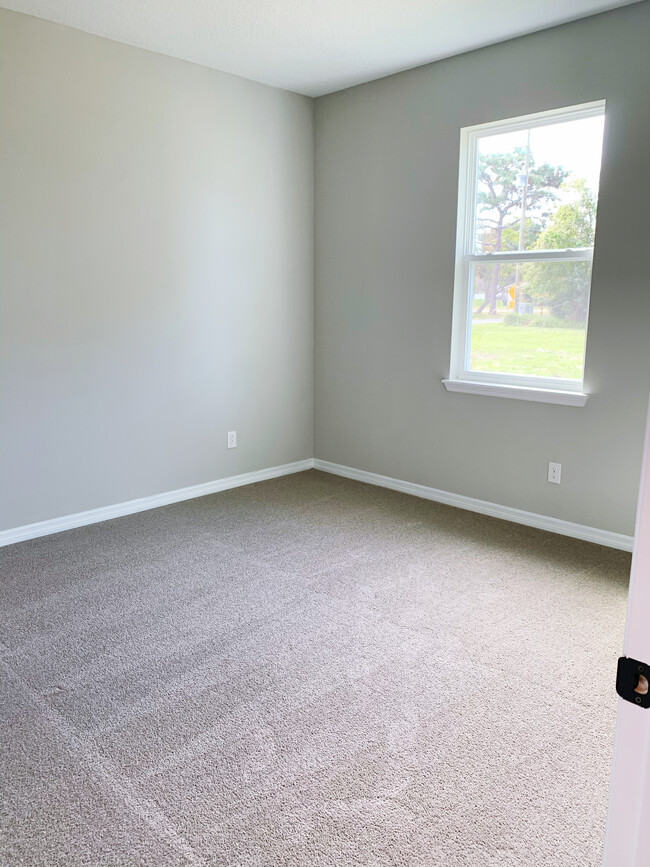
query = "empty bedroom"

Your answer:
(1, 1), (650, 865)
